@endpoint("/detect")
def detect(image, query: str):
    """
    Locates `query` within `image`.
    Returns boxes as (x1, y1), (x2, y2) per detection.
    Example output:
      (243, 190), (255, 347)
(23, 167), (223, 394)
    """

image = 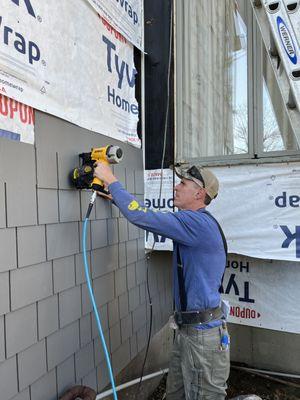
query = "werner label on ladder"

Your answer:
(253, 0), (300, 146)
